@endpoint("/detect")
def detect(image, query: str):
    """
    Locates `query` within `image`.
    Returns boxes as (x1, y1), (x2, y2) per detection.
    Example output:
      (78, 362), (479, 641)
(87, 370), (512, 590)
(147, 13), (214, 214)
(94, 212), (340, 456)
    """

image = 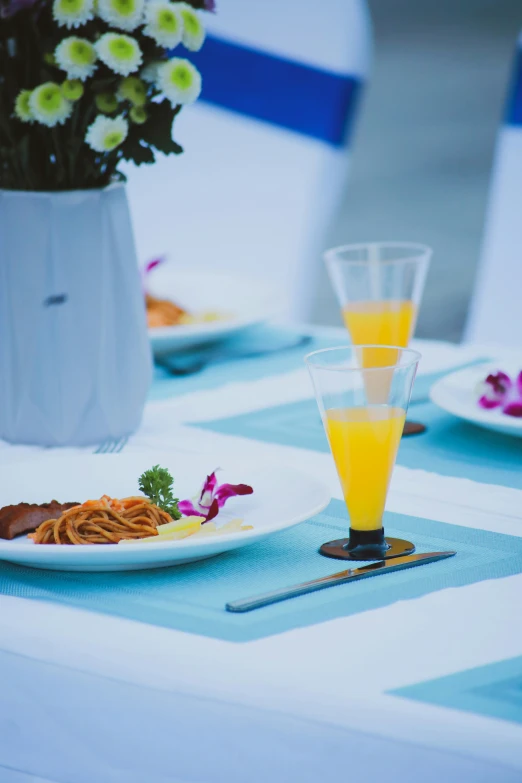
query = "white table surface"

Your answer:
(1, 332), (521, 783)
